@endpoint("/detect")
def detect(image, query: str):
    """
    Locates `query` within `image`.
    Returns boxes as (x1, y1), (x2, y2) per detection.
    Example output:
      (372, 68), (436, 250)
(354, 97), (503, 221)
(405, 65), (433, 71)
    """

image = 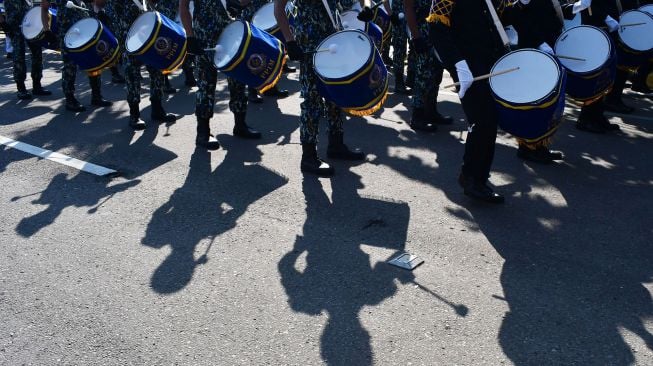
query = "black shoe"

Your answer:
(151, 100), (178, 123)
(233, 113), (262, 139)
(576, 116), (606, 134)
(248, 88), (264, 103)
(196, 134), (221, 150)
(91, 96), (113, 107)
(410, 108), (437, 132)
(283, 64), (296, 73)
(129, 116), (146, 130)
(262, 86), (289, 98)
(327, 132), (366, 161)
(600, 116), (621, 131)
(65, 97), (87, 112)
(604, 98), (634, 114)
(431, 111), (453, 125)
(301, 144), (335, 177)
(459, 173), (505, 204)
(111, 73), (126, 84)
(517, 145), (564, 164)
(17, 90), (33, 100)
(32, 87), (52, 96)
